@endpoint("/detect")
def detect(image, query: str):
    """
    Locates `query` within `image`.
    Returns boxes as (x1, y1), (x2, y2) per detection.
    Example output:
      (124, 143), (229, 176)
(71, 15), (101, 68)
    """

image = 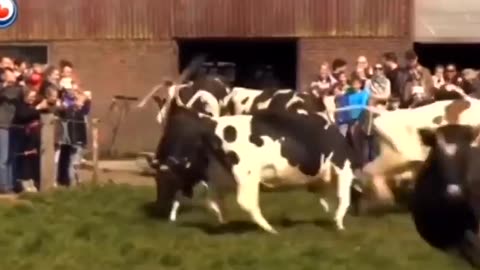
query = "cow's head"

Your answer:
(418, 124), (480, 199)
